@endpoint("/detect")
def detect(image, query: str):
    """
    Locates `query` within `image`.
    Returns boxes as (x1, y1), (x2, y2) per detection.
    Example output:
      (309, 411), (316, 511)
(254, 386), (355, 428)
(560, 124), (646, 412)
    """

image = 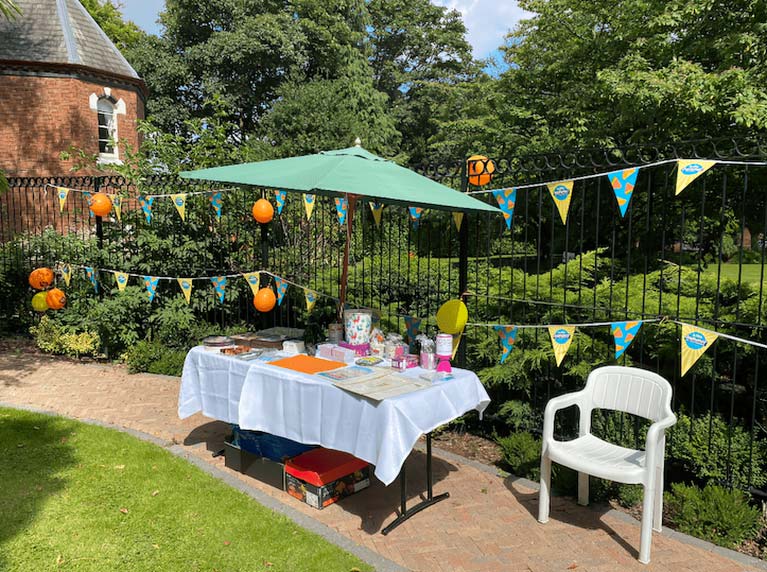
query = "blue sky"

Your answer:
(120, 0), (529, 60)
